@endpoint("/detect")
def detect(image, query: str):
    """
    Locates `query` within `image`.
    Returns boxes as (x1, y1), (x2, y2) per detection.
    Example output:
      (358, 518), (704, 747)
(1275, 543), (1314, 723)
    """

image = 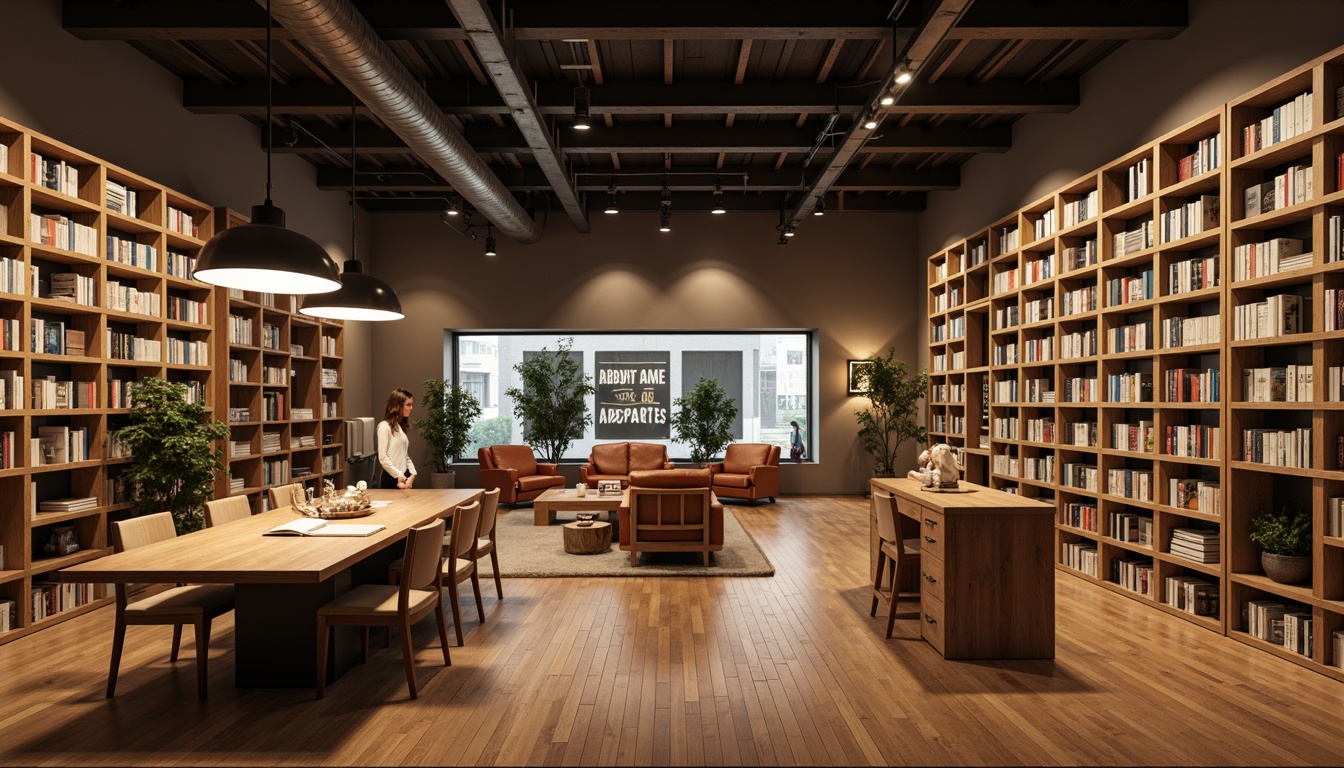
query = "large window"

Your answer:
(450, 331), (814, 461)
